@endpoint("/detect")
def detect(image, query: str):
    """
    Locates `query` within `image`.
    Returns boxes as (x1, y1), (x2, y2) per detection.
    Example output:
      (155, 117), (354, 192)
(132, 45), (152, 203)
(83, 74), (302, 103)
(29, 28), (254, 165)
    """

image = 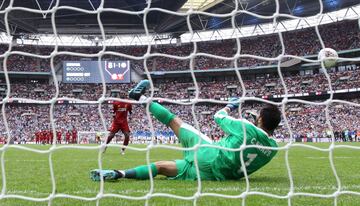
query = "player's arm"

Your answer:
(214, 98), (254, 136)
(214, 108), (251, 136)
